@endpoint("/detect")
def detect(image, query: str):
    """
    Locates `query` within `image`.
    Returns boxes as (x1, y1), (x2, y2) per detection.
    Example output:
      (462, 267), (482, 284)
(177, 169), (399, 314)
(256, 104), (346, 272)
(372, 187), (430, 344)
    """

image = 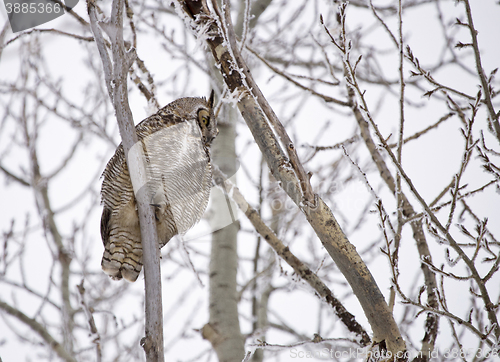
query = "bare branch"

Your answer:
(345, 29), (500, 339)
(213, 165), (371, 346)
(2, 29), (94, 50)
(217, 0), (316, 206)
(247, 46), (349, 107)
(388, 113), (454, 148)
(180, 0), (406, 355)
(77, 280), (102, 362)
(88, 0), (164, 359)
(0, 299), (77, 362)
(326, 4), (440, 356)
(462, 0), (500, 142)
(0, 164), (30, 186)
